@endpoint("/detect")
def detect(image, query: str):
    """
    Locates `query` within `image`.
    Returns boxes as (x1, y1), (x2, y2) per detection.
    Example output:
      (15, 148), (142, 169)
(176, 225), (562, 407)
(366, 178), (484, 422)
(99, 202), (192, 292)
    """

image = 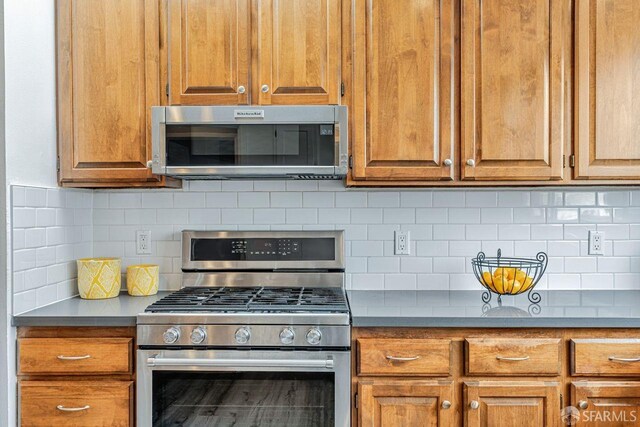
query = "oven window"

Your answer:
(152, 371), (335, 426)
(165, 124), (335, 167)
